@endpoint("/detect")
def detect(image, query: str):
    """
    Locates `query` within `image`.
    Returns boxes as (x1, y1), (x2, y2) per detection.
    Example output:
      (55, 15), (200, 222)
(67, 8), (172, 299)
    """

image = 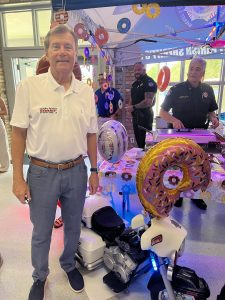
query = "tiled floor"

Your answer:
(0, 163), (224, 300)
